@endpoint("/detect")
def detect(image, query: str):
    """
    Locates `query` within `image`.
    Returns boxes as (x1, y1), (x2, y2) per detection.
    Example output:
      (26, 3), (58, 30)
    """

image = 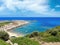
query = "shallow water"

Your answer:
(10, 18), (60, 35)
